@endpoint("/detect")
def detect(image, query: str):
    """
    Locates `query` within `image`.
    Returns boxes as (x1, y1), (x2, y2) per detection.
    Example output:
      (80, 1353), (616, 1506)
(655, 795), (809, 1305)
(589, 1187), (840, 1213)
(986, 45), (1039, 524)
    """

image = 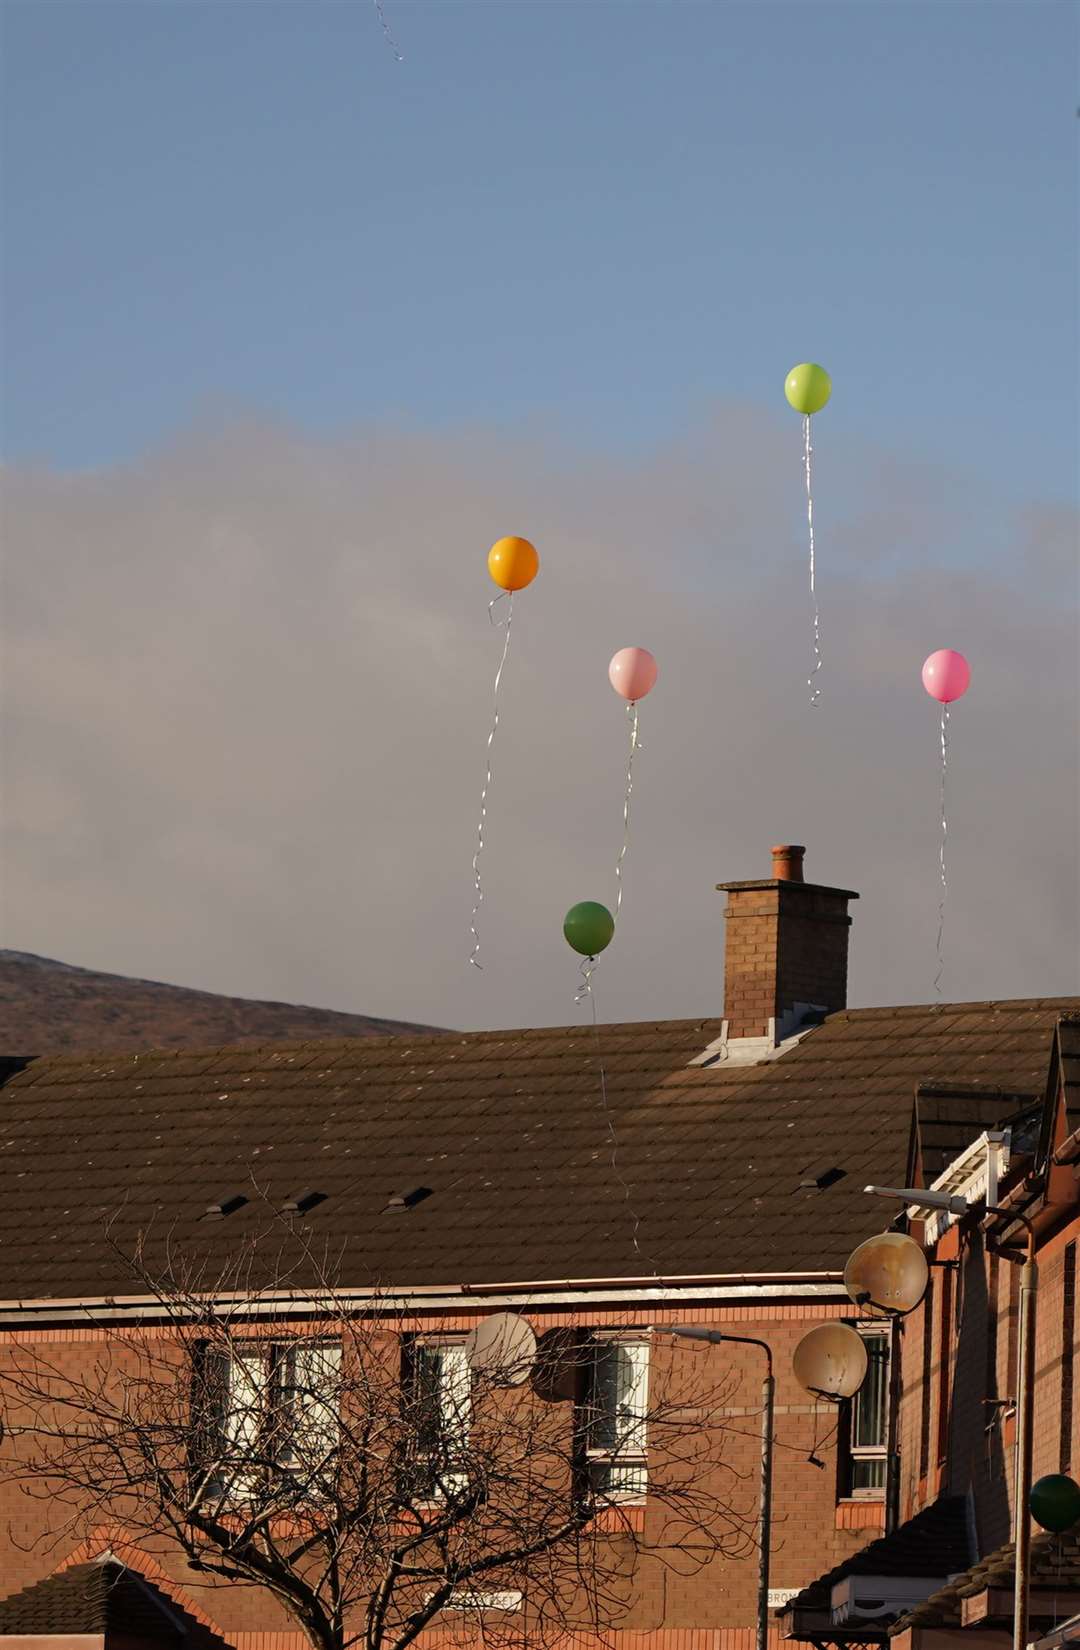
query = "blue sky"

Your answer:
(2, 1), (1078, 1024)
(3, 0), (1077, 500)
